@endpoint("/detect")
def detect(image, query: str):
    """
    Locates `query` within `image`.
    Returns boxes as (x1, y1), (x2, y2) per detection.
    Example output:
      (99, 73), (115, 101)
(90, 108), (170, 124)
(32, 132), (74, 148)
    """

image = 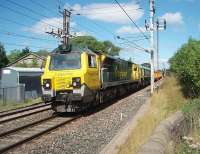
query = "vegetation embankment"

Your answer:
(118, 76), (186, 154)
(119, 38), (200, 154)
(169, 38), (200, 153)
(0, 98), (41, 112)
(170, 38), (200, 98)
